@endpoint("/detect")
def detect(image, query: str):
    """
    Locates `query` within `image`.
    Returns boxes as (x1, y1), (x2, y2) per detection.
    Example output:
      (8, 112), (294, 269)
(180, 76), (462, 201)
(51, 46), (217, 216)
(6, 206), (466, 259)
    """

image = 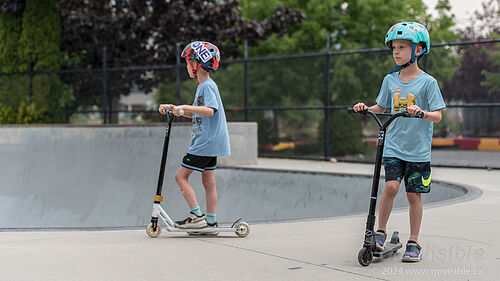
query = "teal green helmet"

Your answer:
(385, 22), (430, 74)
(385, 22), (430, 54)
